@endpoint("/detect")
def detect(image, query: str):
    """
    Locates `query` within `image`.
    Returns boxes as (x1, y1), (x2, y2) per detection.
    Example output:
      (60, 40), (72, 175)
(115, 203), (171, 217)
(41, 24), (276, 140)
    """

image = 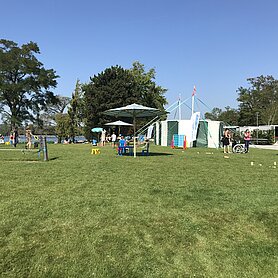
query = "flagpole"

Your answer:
(191, 86), (196, 116)
(191, 95), (194, 116)
(191, 86), (196, 148)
